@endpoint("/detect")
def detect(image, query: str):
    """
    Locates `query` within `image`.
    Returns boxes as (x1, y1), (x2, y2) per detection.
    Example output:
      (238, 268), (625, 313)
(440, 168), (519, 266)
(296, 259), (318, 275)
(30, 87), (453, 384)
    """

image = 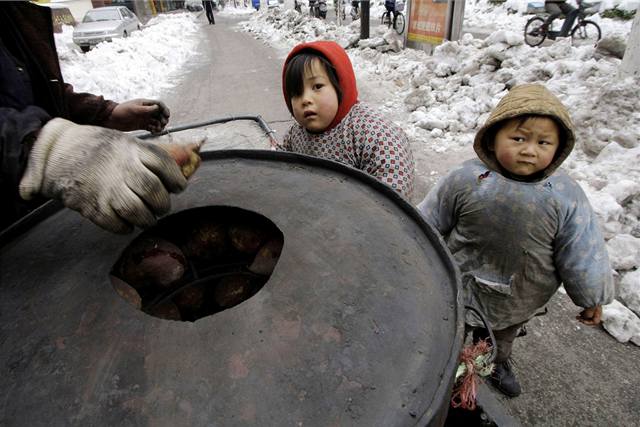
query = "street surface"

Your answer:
(163, 12), (640, 426)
